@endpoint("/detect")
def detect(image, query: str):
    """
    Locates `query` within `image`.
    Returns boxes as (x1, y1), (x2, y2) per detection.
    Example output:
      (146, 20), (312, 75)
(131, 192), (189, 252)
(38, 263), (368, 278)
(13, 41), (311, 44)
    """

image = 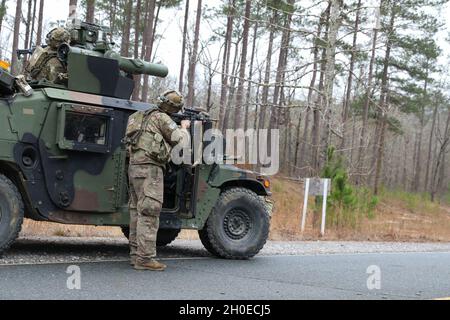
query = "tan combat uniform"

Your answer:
(128, 110), (189, 264)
